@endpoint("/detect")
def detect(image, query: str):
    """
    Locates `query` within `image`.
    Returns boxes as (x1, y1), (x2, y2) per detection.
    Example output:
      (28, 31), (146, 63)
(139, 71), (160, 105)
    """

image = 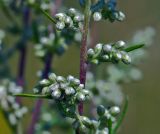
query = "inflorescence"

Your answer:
(55, 8), (84, 31)
(91, 0), (125, 22)
(87, 41), (131, 65)
(72, 105), (120, 133)
(33, 73), (90, 117)
(0, 79), (28, 126)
